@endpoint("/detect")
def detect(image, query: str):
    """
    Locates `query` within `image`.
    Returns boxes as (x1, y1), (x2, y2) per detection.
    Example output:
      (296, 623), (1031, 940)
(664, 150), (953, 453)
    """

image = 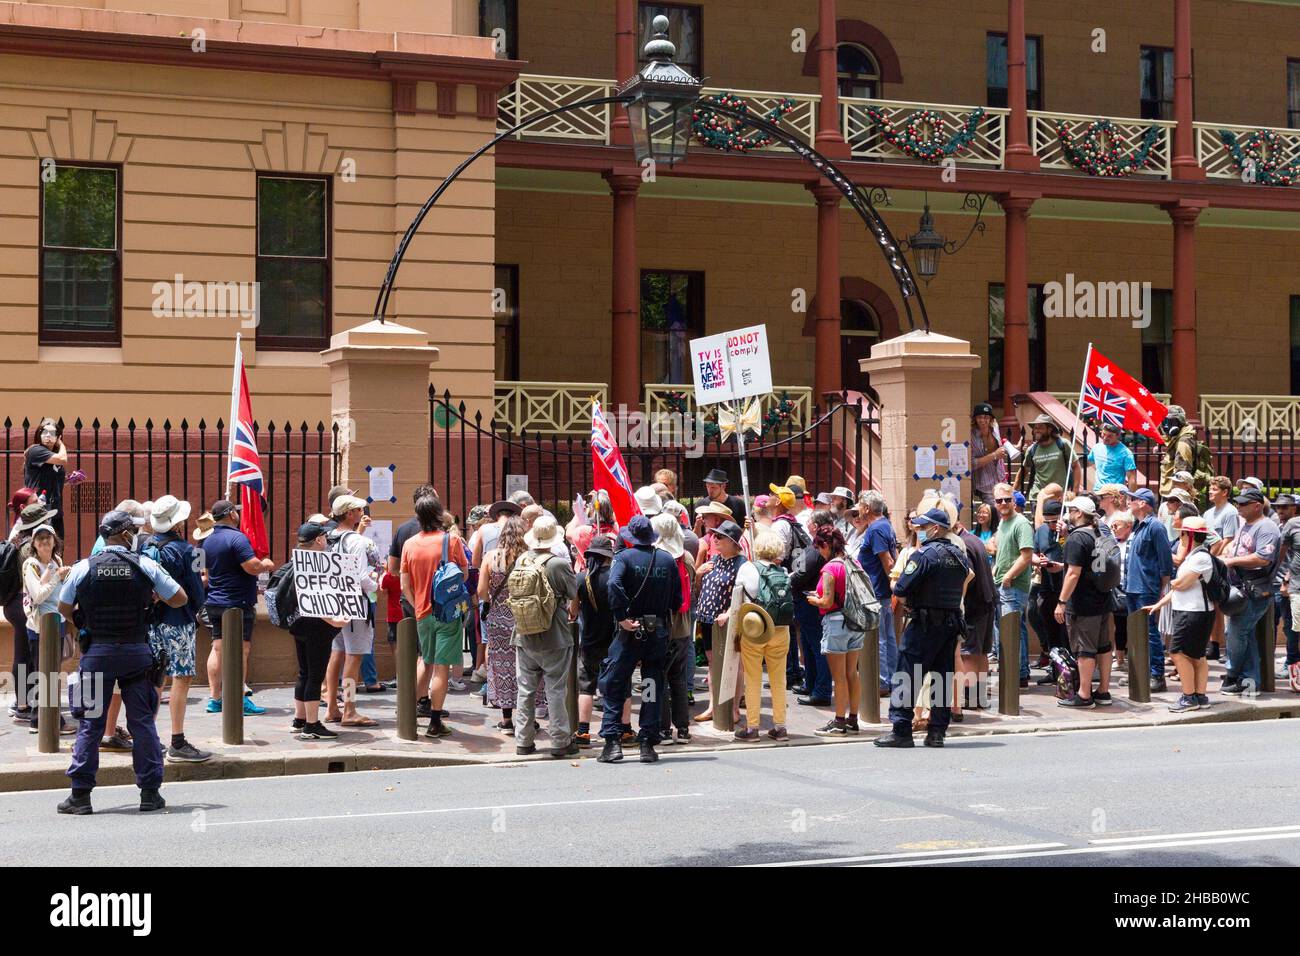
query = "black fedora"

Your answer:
(704, 468), (729, 485)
